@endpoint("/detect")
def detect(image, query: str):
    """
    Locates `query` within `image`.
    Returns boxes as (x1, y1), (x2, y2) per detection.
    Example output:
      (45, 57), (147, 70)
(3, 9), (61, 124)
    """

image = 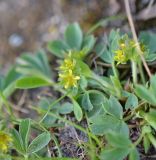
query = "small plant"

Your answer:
(11, 119), (51, 159)
(1, 2), (156, 160)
